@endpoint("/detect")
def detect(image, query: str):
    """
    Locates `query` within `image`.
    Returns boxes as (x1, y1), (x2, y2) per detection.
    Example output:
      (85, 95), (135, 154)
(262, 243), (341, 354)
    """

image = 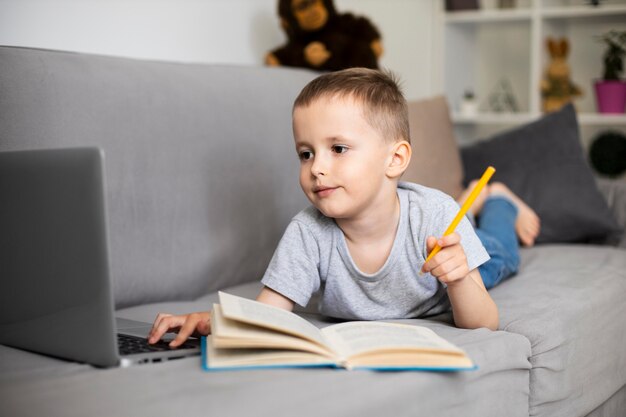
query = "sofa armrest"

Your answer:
(597, 178), (626, 248)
